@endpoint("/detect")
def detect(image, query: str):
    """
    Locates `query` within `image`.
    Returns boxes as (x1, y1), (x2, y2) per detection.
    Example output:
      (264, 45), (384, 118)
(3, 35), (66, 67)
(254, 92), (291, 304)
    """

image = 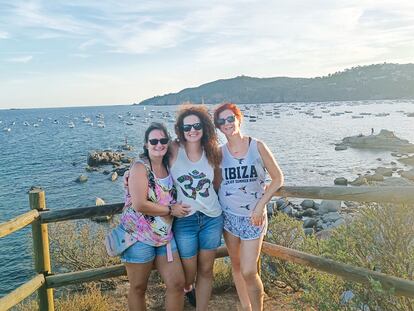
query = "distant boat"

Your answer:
(3, 127), (11, 132)
(53, 120), (59, 124)
(68, 121), (75, 128)
(97, 121), (105, 128)
(33, 123), (39, 127)
(126, 122), (133, 126)
(352, 115), (364, 119)
(23, 121), (30, 126)
(374, 113), (390, 117)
